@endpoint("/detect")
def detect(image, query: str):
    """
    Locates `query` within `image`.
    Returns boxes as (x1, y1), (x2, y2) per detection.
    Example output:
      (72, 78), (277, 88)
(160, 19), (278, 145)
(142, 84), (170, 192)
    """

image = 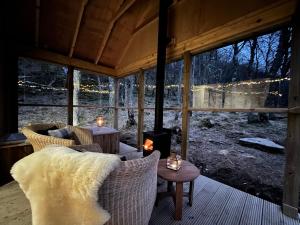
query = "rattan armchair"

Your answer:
(98, 150), (160, 225)
(22, 123), (93, 152)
